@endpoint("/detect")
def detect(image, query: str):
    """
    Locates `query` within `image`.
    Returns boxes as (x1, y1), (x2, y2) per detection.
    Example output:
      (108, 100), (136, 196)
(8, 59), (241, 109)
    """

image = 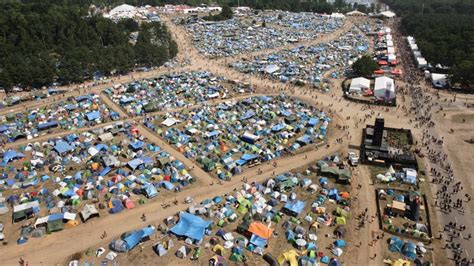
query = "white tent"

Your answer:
(349, 77), (370, 93)
(374, 76), (396, 101)
(431, 73), (447, 88)
(380, 11), (396, 18)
